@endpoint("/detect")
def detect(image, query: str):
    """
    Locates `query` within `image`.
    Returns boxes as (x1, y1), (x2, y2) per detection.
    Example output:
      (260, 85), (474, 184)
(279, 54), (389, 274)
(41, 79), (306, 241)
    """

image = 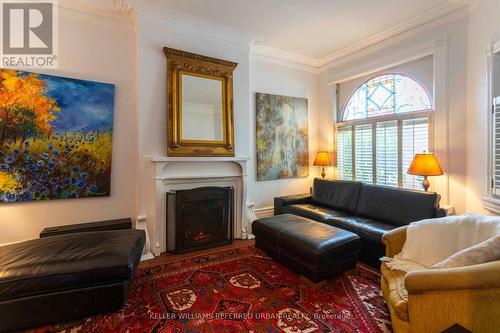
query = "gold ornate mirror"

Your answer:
(164, 47), (238, 156)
